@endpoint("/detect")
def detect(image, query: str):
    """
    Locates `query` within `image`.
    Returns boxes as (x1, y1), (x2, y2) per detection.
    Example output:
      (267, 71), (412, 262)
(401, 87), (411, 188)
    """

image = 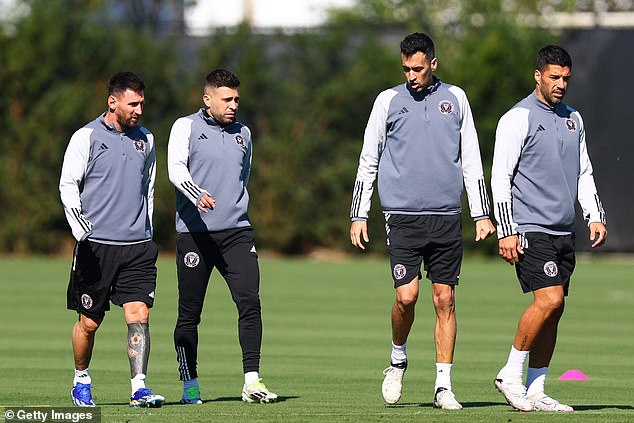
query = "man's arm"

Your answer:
(491, 108), (529, 262)
(451, 87), (495, 241)
(59, 128), (93, 241)
(575, 112), (607, 248)
(167, 117), (215, 212)
(241, 126), (253, 188)
(491, 108), (528, 239)
(140, 129), (157, 233)
(453, 87), (491, 221)
(350, 90), (392, 249)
